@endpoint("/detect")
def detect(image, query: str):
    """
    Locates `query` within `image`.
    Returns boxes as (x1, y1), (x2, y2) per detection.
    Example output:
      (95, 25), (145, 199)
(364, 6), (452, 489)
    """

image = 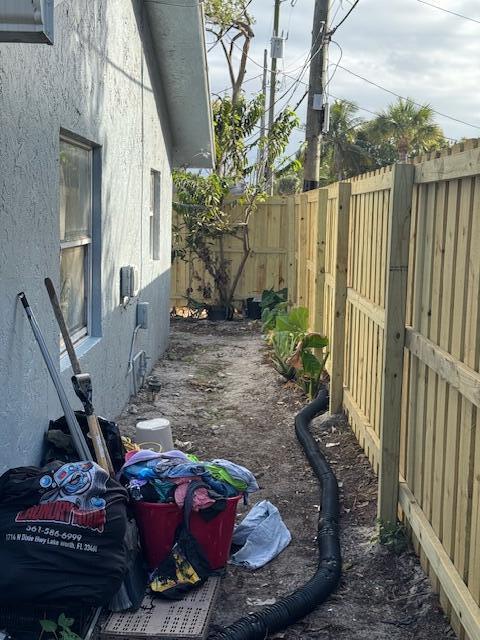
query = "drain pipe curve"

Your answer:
(210, 388), (341, 640)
